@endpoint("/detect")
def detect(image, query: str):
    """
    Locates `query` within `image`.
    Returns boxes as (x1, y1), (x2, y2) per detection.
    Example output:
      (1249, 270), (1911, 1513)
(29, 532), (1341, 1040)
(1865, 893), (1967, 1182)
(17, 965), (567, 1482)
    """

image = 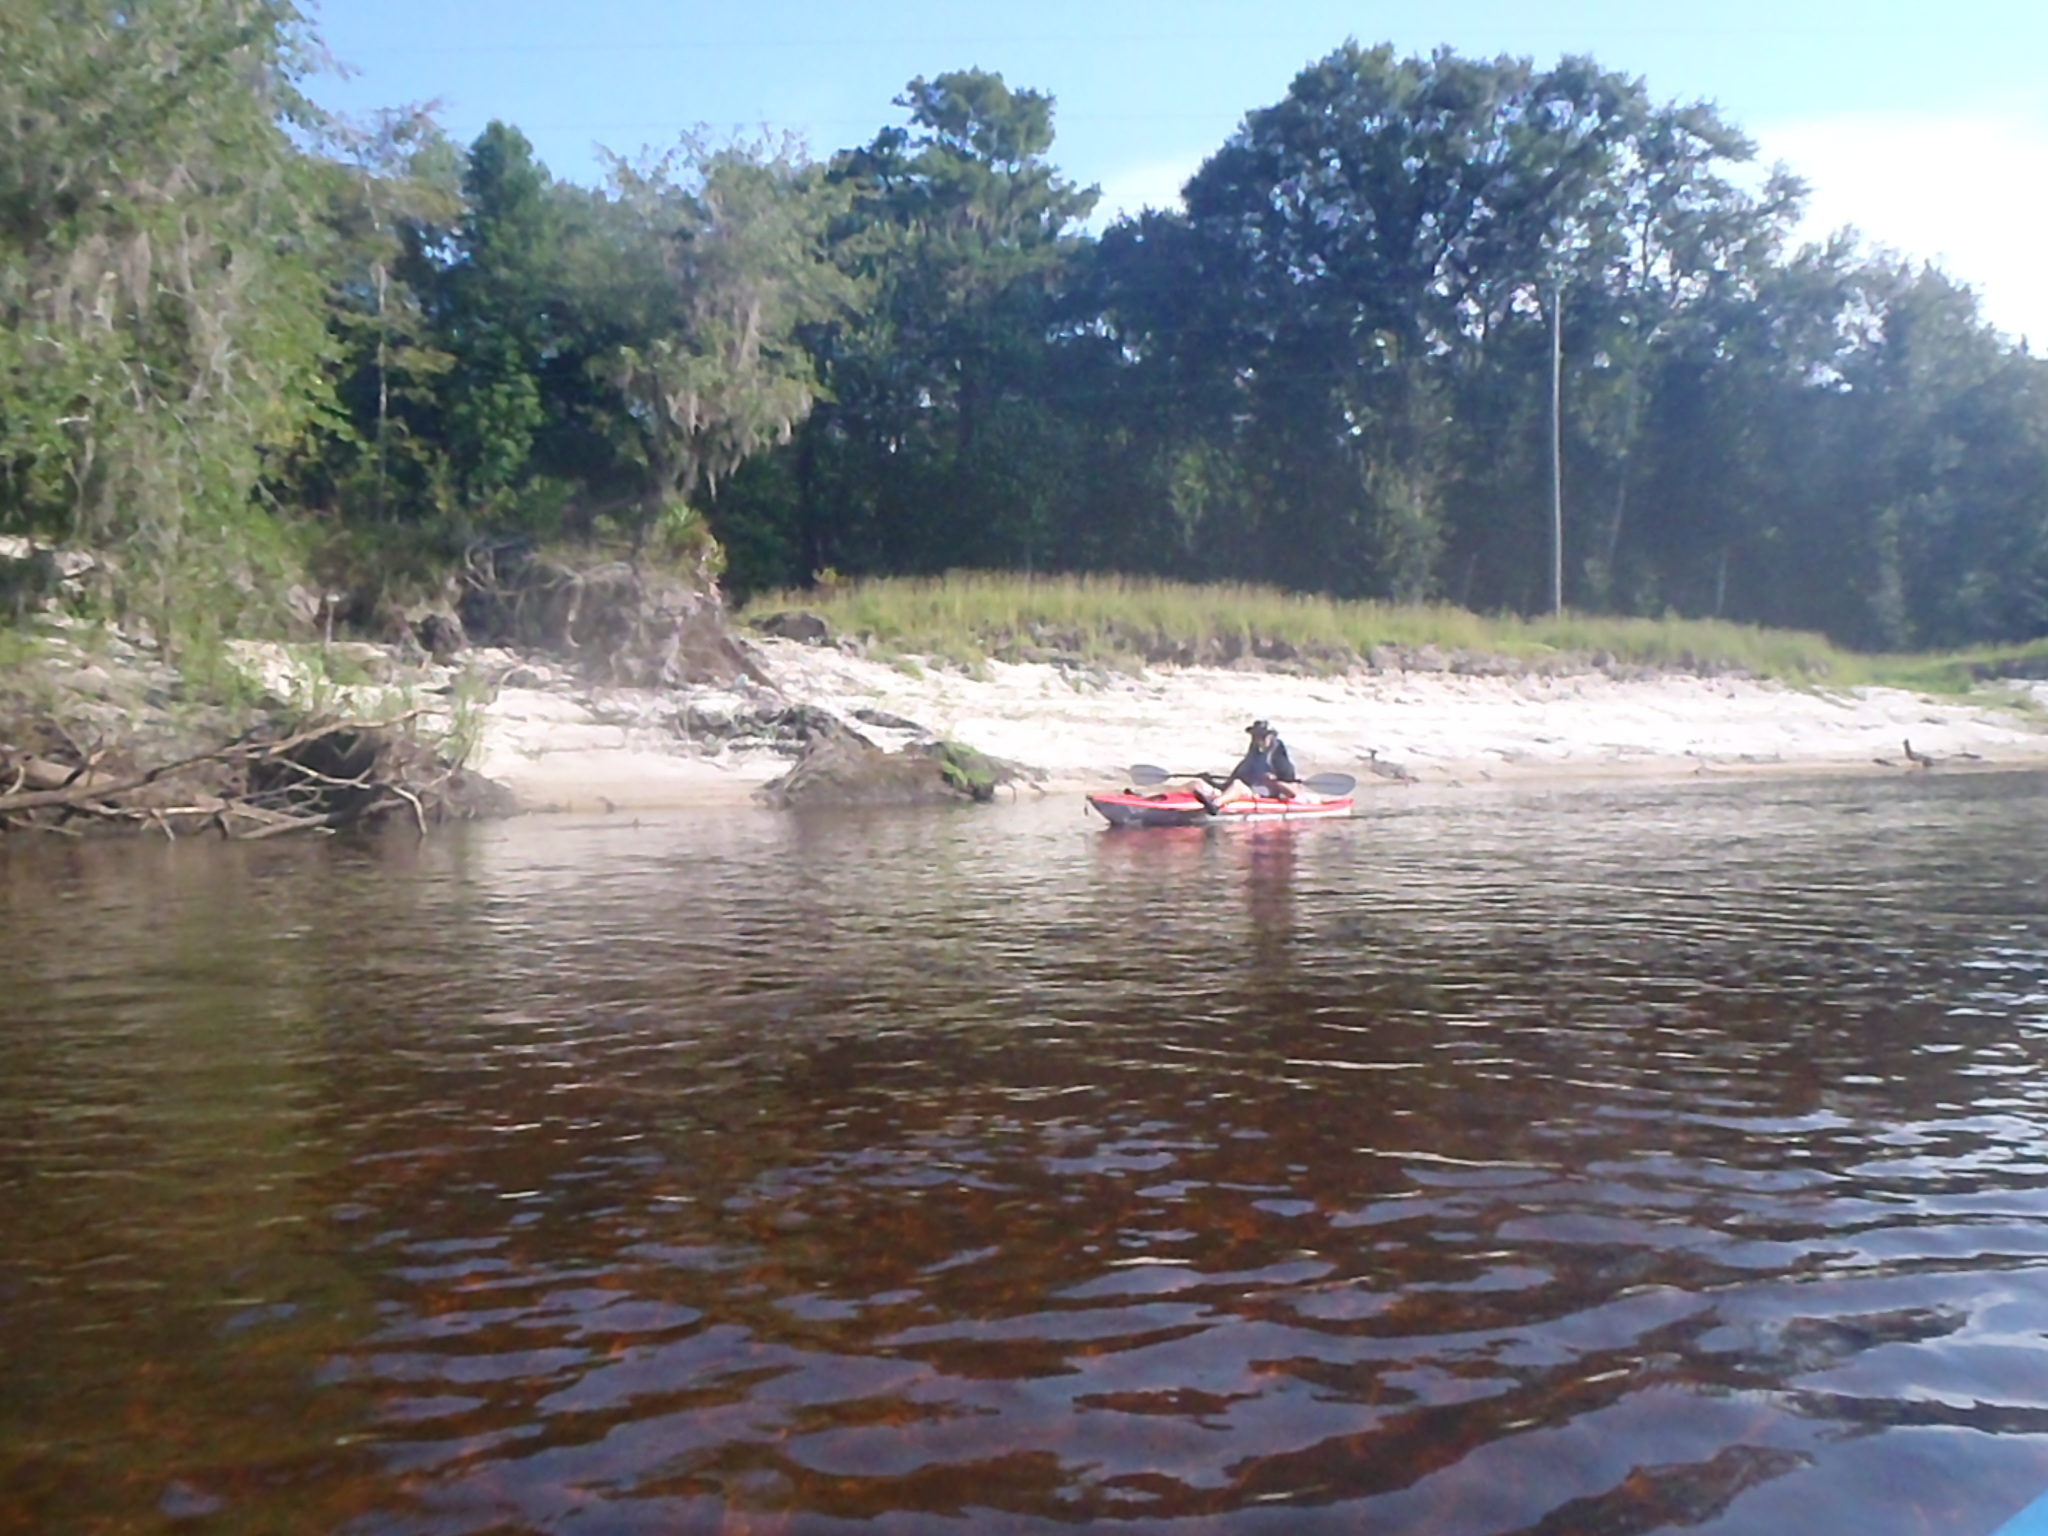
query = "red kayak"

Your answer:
(1087, 787), (1355, 828)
